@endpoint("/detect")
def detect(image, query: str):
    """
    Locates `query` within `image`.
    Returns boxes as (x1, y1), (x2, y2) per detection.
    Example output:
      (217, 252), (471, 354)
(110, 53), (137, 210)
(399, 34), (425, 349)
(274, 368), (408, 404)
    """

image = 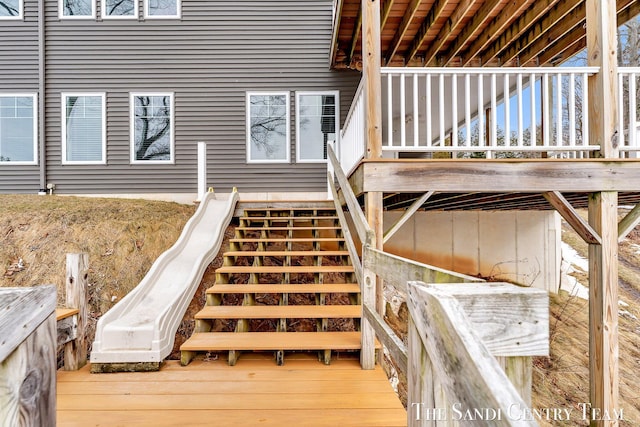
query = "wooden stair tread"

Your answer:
(207, 284), (360, 294)
(223, 250), (349, 257)
(216, 265), (354, 274)
(236, 226), (341, 231)
(229, 237), (344, 243)
(56, 308), (79, 321)
(195, 305), (361, 319)
(240, 216), (339, 221)
(181, 332), (368, 351)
